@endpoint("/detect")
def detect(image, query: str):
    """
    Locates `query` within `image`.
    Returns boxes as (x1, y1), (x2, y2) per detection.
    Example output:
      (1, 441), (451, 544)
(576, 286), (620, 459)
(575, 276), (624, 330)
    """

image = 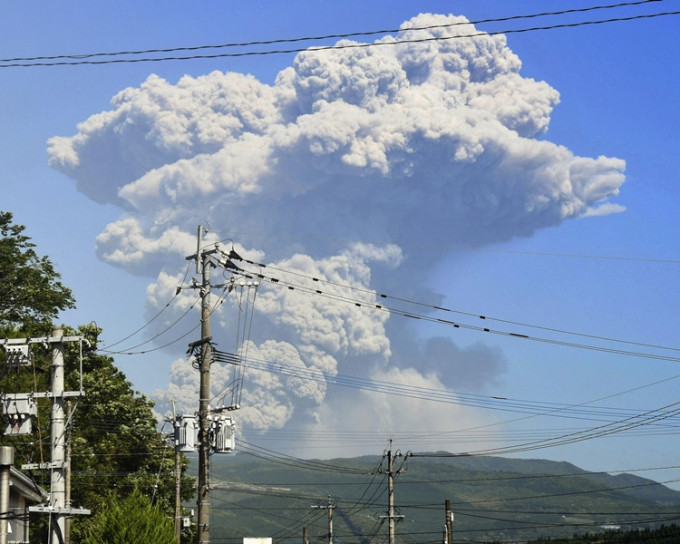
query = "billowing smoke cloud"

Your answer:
(48, 13), (625, 454)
